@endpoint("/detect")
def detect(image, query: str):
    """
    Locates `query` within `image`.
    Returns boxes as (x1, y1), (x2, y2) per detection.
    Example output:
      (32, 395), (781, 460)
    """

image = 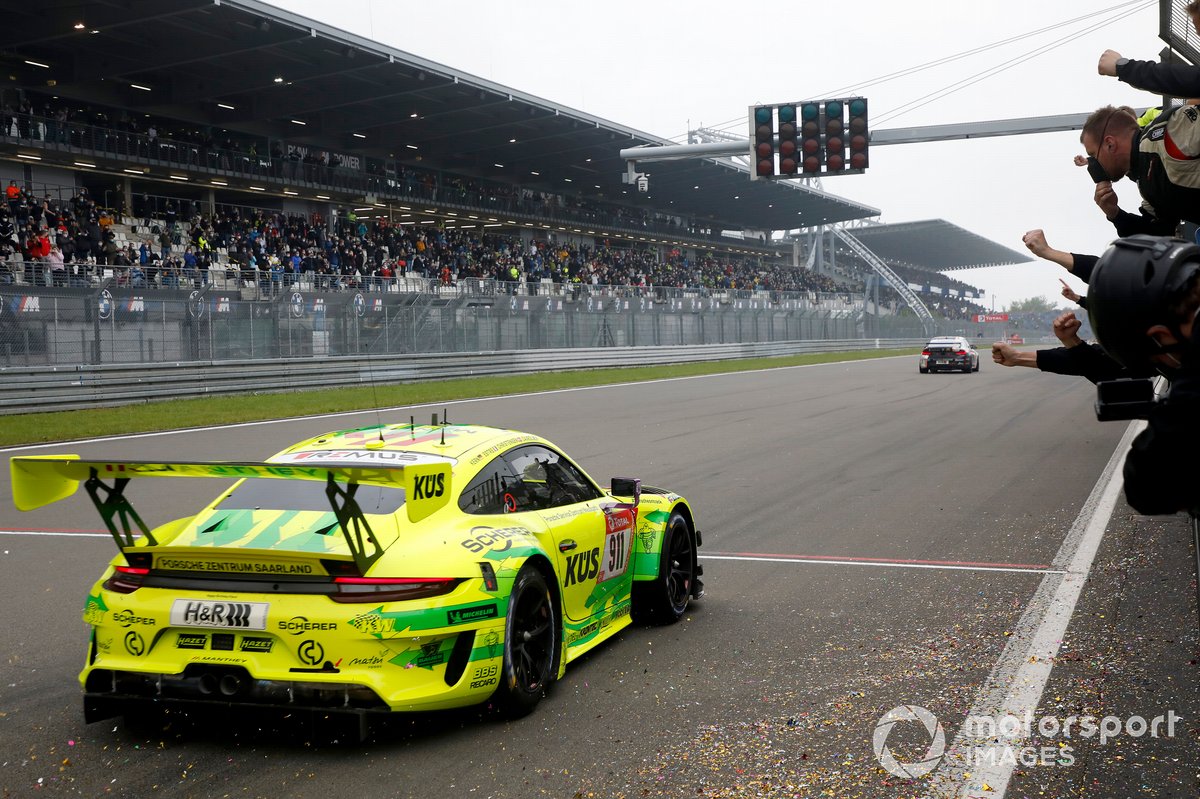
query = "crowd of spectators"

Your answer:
(2, 91), (723, 244)
(2, 185), (860, 300)
(191, 206), (858, 296)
